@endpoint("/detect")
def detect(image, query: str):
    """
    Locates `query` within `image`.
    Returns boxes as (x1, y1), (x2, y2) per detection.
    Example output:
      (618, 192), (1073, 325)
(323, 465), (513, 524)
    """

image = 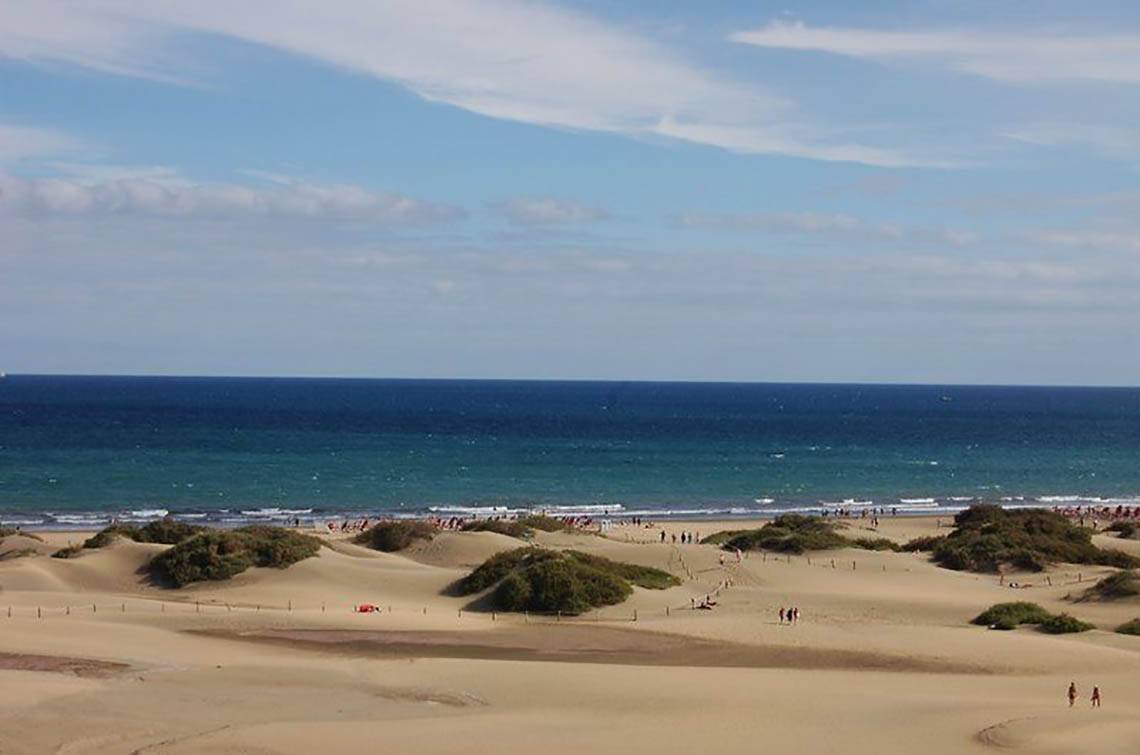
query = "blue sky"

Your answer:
(1, 1), (1139, 384)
